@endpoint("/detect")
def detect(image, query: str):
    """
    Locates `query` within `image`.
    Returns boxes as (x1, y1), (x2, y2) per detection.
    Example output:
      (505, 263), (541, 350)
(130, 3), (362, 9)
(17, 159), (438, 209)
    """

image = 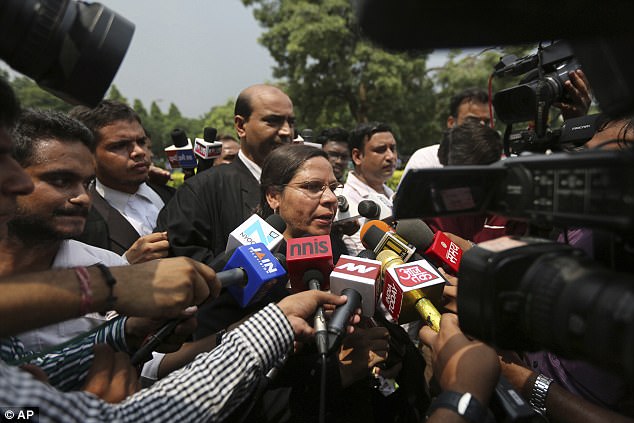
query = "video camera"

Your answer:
(491, 41), (599, 155)
(458, 236), (634, 378)
(0, 0), (134, 106)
